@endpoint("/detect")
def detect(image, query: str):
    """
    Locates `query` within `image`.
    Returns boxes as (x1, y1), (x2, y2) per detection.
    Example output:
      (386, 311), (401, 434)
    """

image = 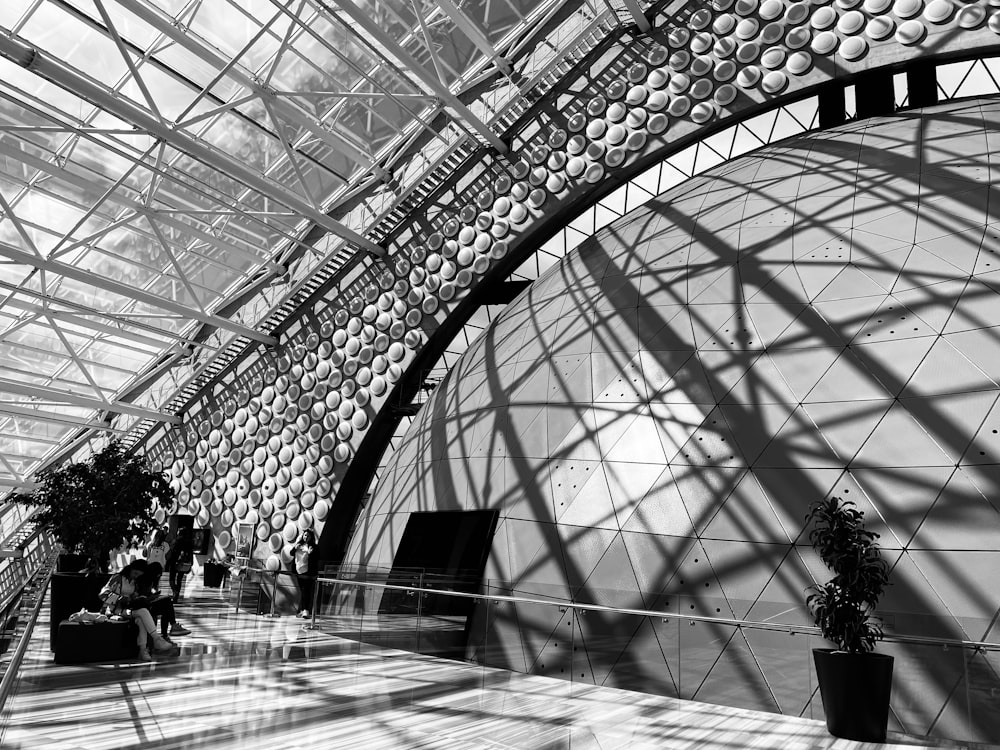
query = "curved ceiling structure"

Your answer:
(4, 0), (1000, 557)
